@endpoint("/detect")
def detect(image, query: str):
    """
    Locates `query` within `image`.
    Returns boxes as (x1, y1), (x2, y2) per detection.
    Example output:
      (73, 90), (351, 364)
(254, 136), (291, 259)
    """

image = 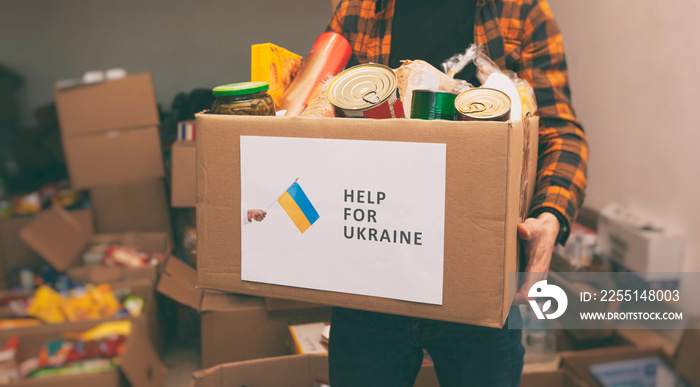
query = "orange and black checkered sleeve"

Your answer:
(326, 0), (371, 66)
(518, 0), (588, 243)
